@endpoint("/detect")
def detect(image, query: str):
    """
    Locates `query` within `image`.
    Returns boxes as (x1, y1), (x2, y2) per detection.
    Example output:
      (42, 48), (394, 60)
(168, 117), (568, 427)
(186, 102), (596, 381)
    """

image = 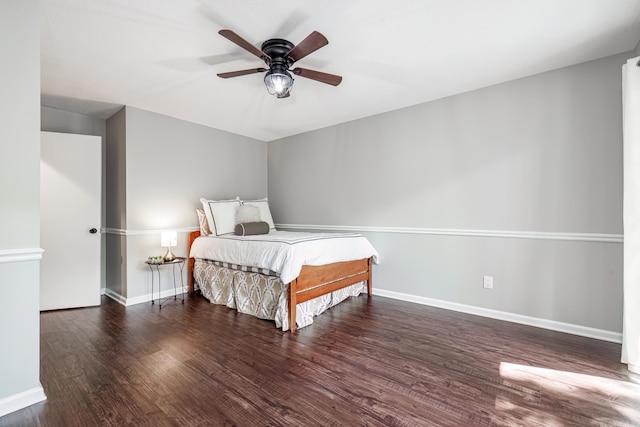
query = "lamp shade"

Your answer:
(160, 231), (177, 247)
